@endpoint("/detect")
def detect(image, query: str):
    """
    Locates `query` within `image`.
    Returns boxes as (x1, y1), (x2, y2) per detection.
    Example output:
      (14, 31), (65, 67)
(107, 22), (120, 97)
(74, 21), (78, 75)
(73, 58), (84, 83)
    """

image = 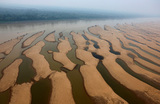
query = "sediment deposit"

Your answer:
(0, 21), (160, 104)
